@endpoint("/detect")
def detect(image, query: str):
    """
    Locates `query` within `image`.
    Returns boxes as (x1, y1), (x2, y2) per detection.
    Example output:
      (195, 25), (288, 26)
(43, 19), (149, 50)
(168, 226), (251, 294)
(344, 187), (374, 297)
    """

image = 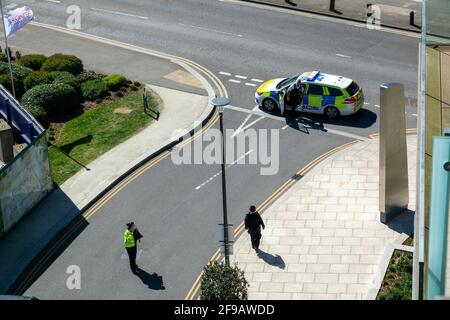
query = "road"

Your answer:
(3, 0), (419, 299)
